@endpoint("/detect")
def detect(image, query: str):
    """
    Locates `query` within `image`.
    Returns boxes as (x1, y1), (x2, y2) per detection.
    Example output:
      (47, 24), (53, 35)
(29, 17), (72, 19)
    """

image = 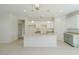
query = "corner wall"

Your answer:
(0, 14), (18, 43)
(54, 17), (66, 41)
